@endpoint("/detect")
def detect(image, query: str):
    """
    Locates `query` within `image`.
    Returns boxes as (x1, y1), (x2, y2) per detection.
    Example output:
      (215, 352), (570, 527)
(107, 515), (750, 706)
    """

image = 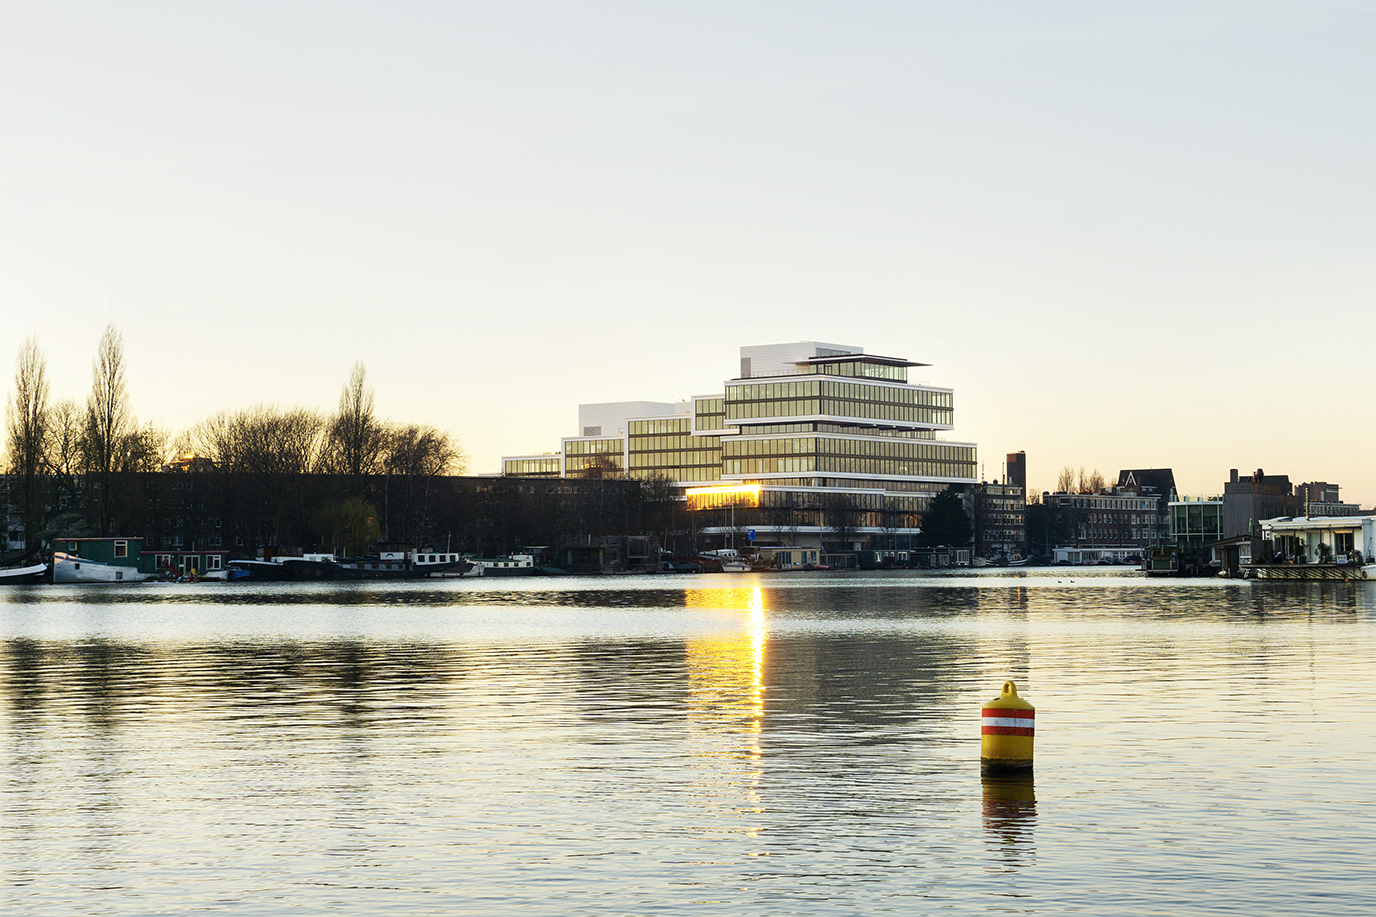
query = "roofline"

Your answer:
(800, 354), (928, 368)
